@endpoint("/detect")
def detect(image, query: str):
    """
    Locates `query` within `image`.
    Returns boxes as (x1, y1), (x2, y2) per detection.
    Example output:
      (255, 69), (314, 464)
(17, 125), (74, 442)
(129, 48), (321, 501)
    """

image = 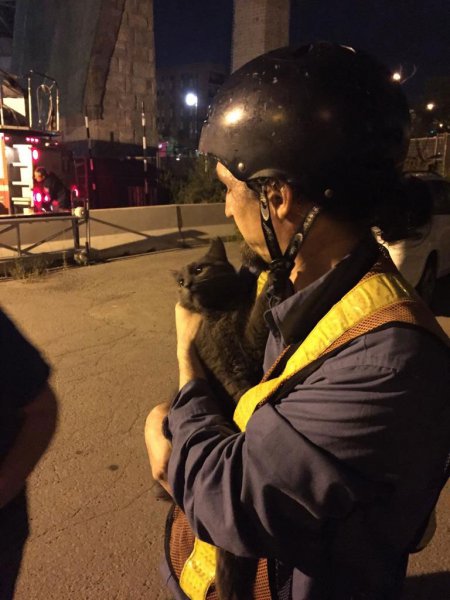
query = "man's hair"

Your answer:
(34, 167), (48, 178)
